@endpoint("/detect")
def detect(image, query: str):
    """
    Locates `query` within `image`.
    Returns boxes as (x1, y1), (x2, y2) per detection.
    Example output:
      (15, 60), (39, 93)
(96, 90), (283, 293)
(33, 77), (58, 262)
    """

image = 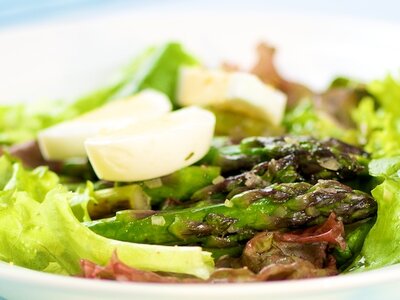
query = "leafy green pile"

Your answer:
(0, 155), (213, 278)
(345, 76), (400, 272)
(353, 76), (400, 158)
(347, 156), (400, 272)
